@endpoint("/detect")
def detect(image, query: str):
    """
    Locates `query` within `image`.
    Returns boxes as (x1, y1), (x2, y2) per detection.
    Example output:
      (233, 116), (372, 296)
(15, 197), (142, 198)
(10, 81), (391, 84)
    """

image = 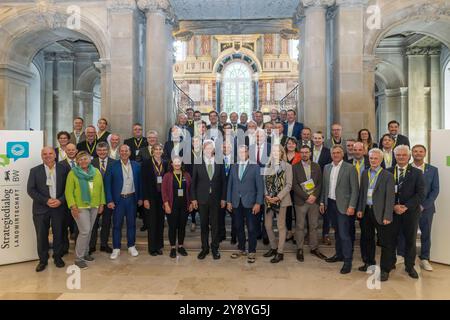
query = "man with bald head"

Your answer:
(27, 147), (70, 272)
